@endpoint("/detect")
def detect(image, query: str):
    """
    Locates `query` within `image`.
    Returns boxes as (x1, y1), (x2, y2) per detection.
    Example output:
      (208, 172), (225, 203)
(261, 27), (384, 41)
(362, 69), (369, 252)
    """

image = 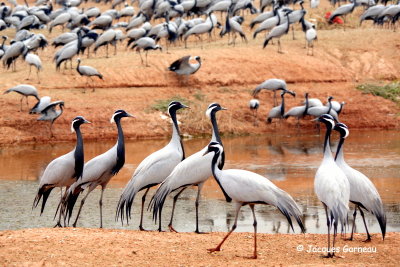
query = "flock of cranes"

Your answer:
(0, 0), (394, 260)
(249, 78), (345, 127)
(31, 100), (386, 258)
